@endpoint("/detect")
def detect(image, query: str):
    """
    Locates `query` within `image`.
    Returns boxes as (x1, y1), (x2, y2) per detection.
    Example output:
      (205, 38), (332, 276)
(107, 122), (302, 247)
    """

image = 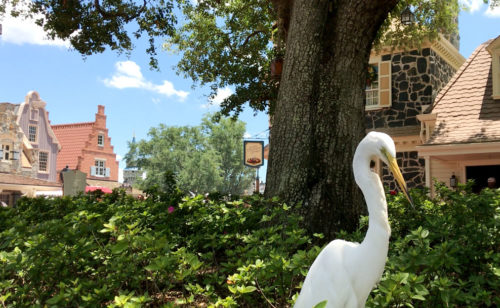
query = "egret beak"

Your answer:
(383, 150), (414, 207)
